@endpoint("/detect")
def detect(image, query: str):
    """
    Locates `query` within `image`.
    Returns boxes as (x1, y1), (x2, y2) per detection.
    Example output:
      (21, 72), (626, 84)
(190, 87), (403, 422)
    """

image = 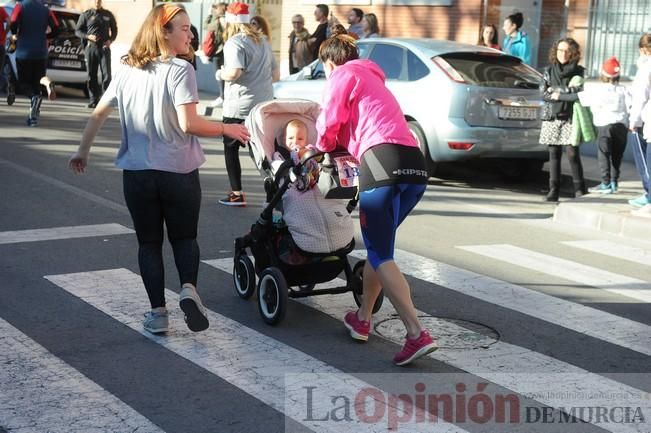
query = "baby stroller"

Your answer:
(233, 99), (384, 325)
